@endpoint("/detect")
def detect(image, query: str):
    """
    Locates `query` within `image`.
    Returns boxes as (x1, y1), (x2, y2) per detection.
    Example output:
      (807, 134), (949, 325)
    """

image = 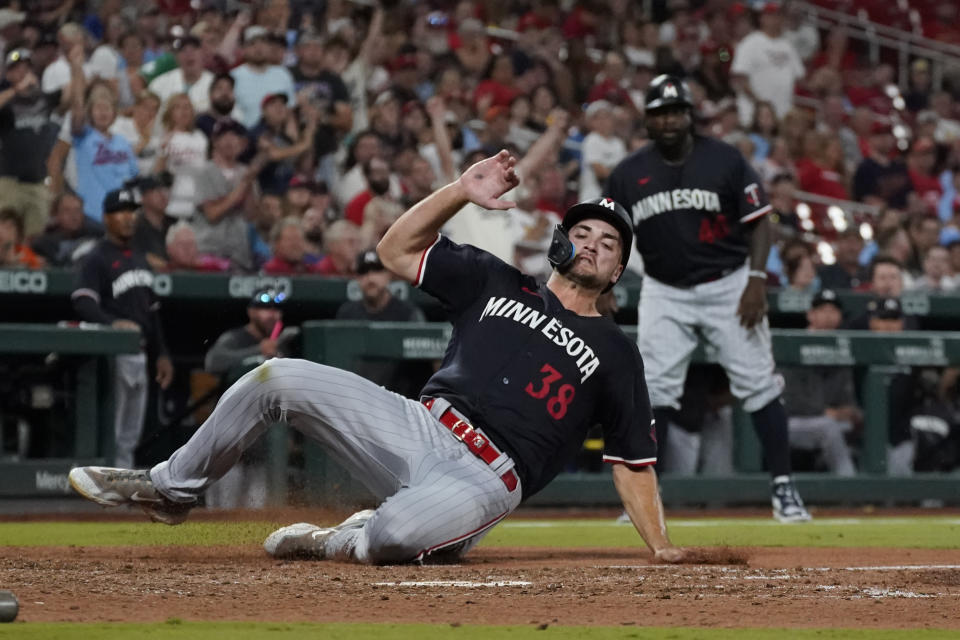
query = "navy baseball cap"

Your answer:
(810, 289), (842, 311)
(867, 296), (903, 320)
(356, 249), (385, 275)
(249, 287), (287, 309)
(103, 188), (139, 214)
